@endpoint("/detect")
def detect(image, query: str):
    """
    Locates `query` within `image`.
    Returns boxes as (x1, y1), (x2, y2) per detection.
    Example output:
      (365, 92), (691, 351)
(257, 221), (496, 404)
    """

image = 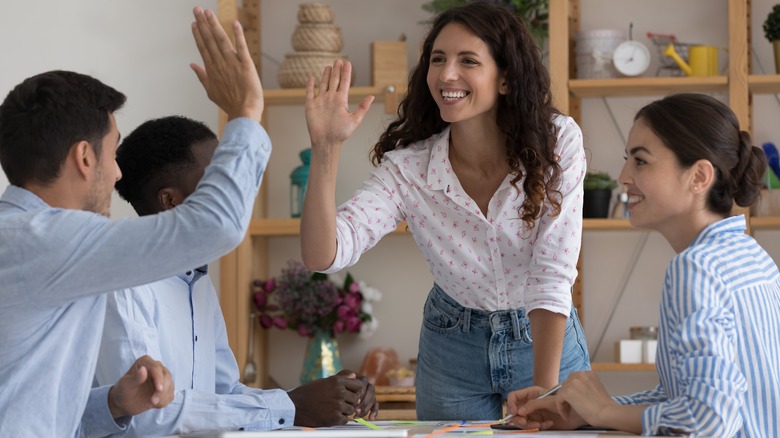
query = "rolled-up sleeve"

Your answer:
(524, 117), (585, 315)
